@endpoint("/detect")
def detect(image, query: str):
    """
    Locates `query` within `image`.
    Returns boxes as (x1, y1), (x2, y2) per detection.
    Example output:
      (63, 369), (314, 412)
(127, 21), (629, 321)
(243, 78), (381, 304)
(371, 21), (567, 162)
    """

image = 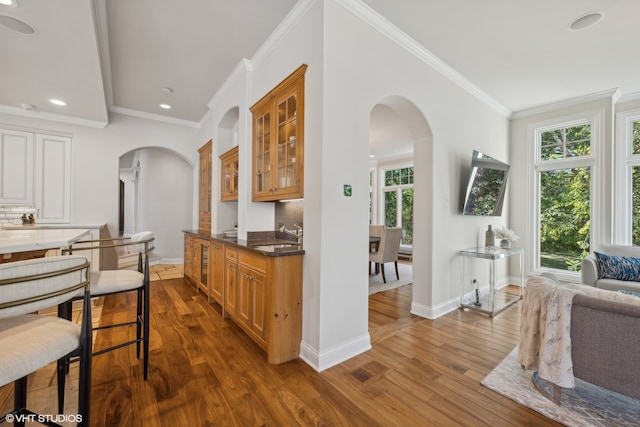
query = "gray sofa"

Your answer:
(581, 244), (640, 293)
(527, 274), (640, 401)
